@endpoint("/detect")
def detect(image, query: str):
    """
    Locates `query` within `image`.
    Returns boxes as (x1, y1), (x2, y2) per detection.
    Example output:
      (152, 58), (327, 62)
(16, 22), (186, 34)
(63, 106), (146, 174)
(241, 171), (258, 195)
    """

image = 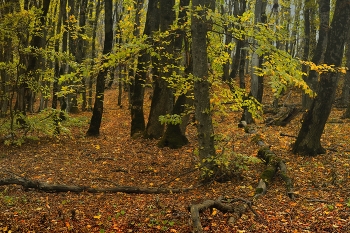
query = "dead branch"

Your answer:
(0, 176), (192, 194)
